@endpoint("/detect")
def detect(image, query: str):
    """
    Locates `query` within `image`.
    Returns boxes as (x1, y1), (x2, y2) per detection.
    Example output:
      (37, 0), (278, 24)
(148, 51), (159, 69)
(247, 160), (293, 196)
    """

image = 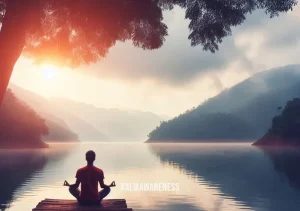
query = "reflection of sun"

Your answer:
(41, 64), (58, 81)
